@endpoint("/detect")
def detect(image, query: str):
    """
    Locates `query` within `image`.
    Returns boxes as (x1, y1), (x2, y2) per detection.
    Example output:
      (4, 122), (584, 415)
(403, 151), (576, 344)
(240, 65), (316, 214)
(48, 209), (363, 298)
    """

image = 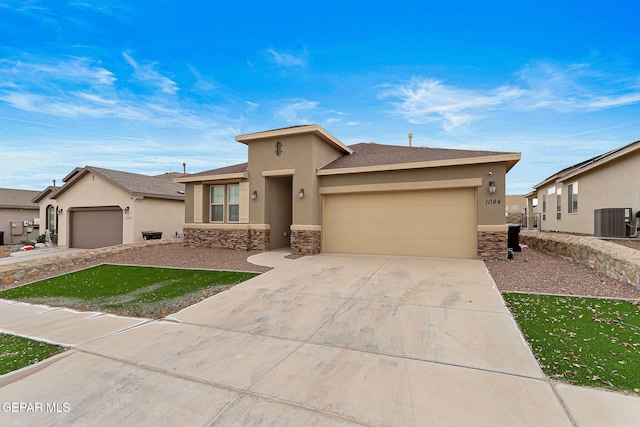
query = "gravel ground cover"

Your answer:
(605, 239), (640, 251)
(486, 246), (640, 300)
